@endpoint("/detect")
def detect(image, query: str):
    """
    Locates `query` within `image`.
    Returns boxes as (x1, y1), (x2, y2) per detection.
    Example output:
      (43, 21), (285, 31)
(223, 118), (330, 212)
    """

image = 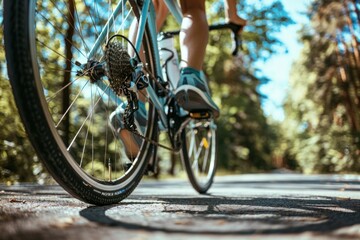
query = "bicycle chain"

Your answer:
(131, 130), (176, 152)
